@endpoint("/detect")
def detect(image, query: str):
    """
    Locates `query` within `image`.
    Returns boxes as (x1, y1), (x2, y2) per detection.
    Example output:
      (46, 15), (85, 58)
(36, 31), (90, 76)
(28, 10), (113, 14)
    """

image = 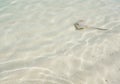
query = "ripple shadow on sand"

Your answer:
(0, 67), (74, 84)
